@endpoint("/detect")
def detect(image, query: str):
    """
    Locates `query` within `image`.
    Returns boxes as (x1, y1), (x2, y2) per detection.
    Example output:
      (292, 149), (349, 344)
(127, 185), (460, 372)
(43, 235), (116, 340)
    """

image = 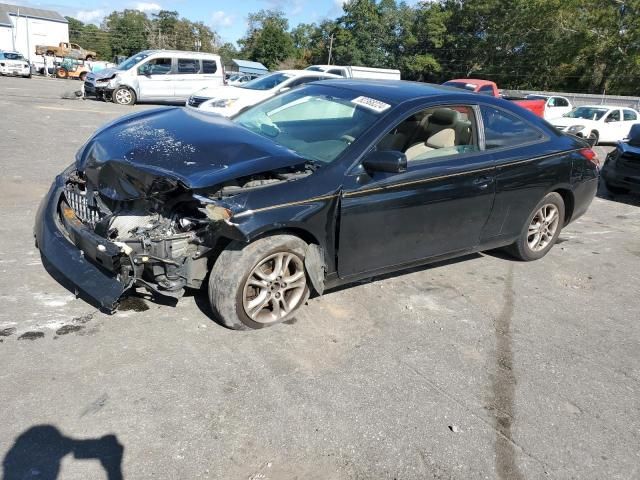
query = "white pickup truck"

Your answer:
(305, 65), (401, 80)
